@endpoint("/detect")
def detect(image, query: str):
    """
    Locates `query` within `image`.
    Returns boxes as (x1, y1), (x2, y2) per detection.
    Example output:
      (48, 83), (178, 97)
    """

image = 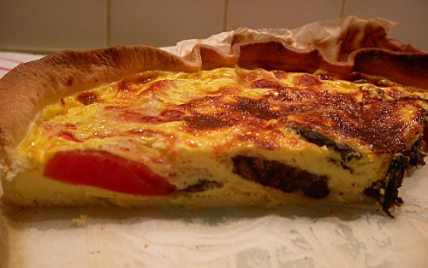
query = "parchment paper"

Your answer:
(163, 16), (399, 60)
(1, 16), (427, 268)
